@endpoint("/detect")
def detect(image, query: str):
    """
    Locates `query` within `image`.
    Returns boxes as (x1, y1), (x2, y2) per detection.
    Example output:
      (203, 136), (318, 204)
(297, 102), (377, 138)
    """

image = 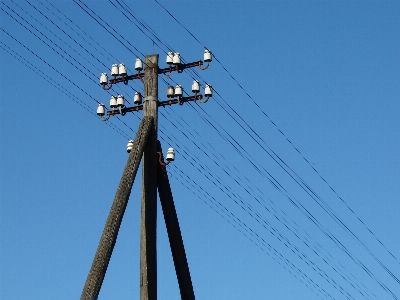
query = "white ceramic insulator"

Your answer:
(135, 58), (143, 71)
(173, 52), (181, 64)
(100, 72), (108, 84)
(127, 140), (134, 153)
(192, 80), (200, 93)
(119, 63), (127, 76)
(110, 96), (117, 108)
(205, 84), (212, 97)
(117, 95), (125, 107)
(97, 104), (105, 116)
(204, 50), (212, 62)
(166, 148), (175, 161)
(175, 85), (183, 96)
(134, 92), (142, 105)
(166, 52), (174, 64)
(111, 64), (119, 76)
(167, 86), (175, 98)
